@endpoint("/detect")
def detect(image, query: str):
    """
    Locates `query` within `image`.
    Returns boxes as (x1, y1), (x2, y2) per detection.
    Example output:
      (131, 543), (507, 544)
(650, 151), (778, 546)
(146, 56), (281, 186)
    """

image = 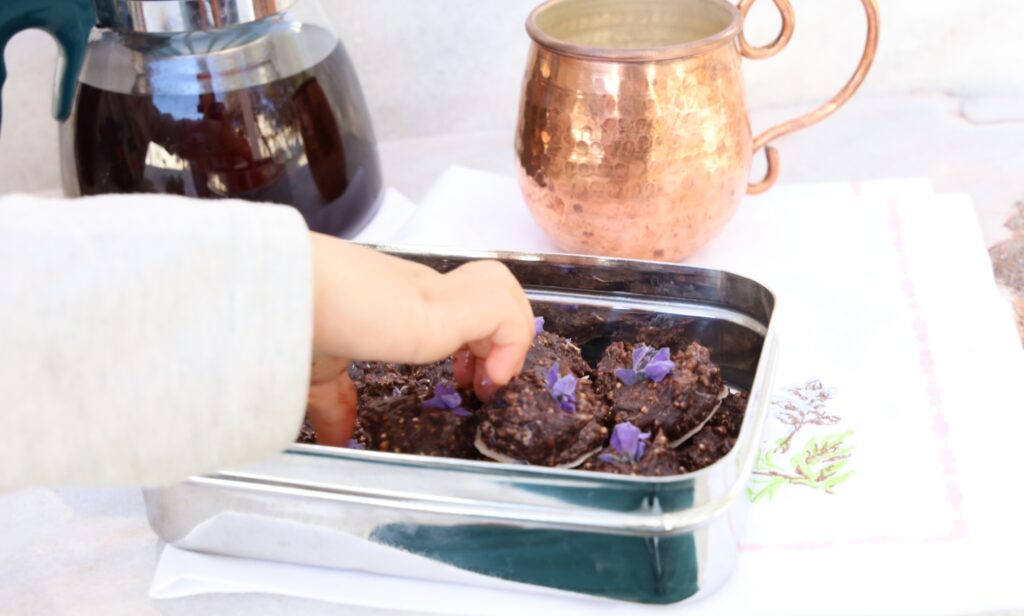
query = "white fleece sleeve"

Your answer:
(0, 194), (313, 488)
